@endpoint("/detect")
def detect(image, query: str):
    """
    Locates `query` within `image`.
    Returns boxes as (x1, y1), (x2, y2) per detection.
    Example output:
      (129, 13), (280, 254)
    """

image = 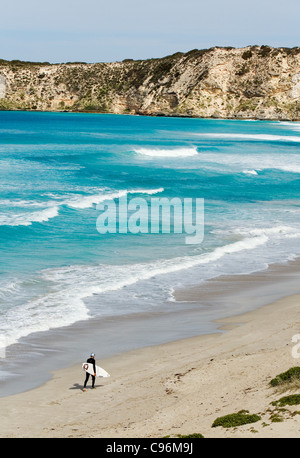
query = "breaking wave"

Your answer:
(135, 147), (198, 157)
(0, 188), (164, 226)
